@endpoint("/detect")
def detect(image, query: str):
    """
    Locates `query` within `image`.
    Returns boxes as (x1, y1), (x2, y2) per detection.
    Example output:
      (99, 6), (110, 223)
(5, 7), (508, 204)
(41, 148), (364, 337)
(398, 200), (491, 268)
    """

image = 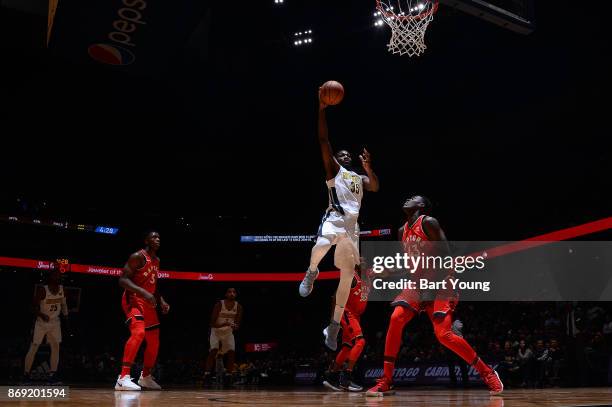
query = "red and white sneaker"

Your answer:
(365, 377), (395, 397)
(483, 370), (504, 395)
